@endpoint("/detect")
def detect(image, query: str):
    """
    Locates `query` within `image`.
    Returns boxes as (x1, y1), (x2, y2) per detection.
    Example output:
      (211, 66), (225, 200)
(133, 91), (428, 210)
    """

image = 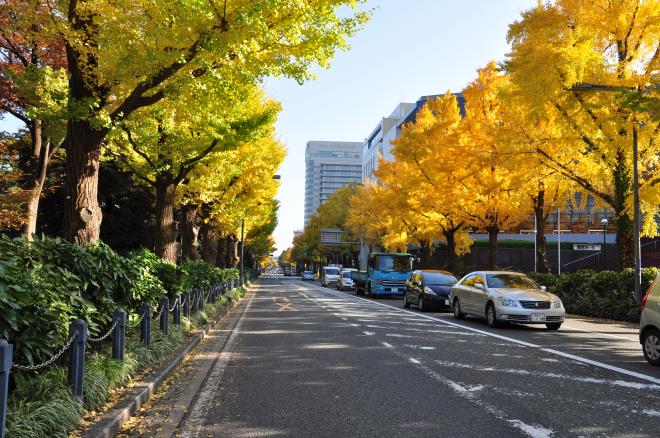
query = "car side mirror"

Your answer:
(540, 285), (547, 291)
(475, 283), (484, 290)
